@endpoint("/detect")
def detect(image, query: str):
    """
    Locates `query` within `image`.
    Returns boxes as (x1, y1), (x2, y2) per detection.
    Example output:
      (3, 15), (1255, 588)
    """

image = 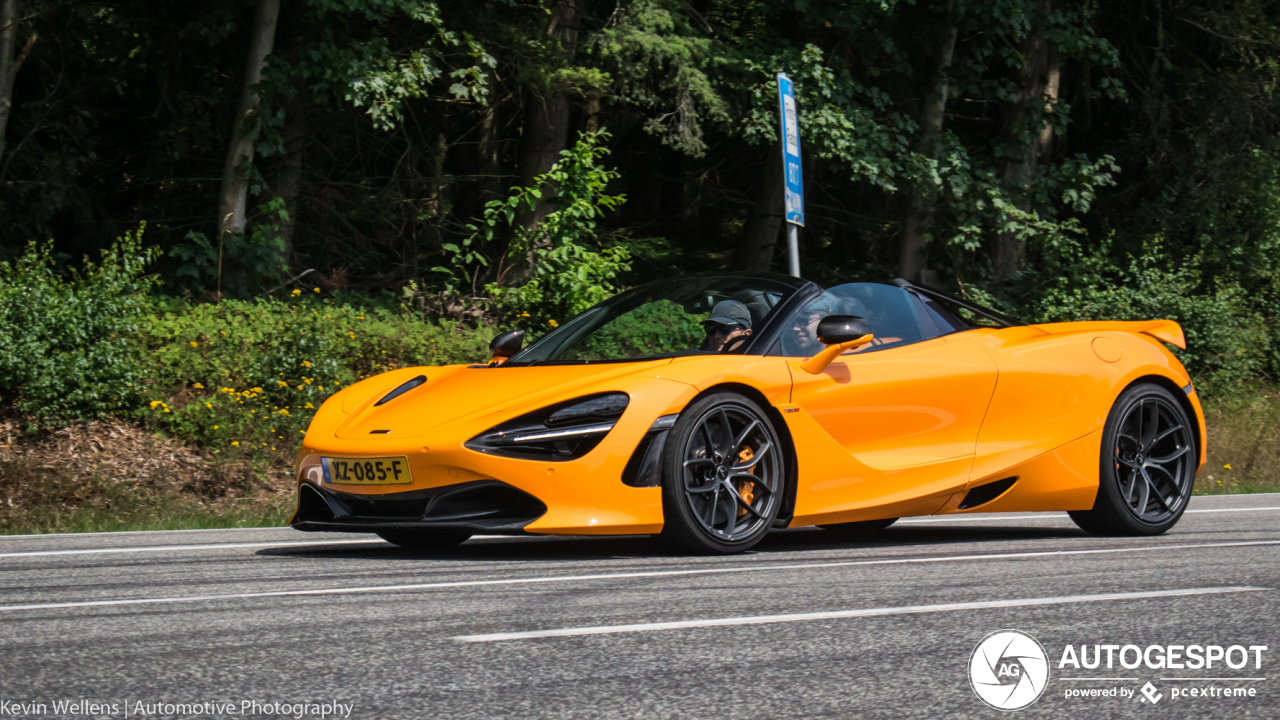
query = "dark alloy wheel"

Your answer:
(660, 392), (784, 554)
(376, 529), (473, 551)
(1069, 383), (1196, 536)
